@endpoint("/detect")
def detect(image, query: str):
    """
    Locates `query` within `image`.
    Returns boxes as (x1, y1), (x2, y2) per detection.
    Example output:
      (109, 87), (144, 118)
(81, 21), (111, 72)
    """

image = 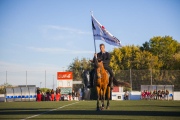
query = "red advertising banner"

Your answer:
(112, 87), (119, 92)
(57, 72), (73, 80)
